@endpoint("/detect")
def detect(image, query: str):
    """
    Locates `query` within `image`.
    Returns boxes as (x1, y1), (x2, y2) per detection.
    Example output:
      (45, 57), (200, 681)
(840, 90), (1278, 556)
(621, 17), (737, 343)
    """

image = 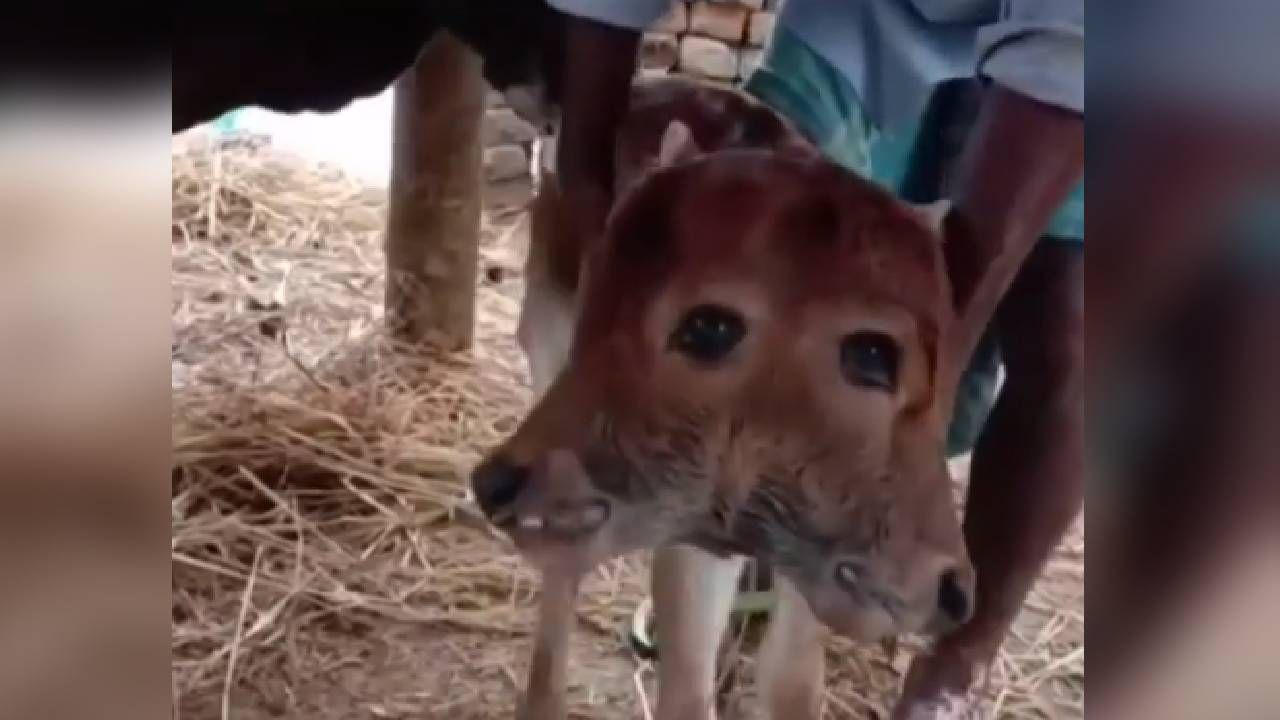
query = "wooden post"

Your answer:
(385, 32), (485, 349)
